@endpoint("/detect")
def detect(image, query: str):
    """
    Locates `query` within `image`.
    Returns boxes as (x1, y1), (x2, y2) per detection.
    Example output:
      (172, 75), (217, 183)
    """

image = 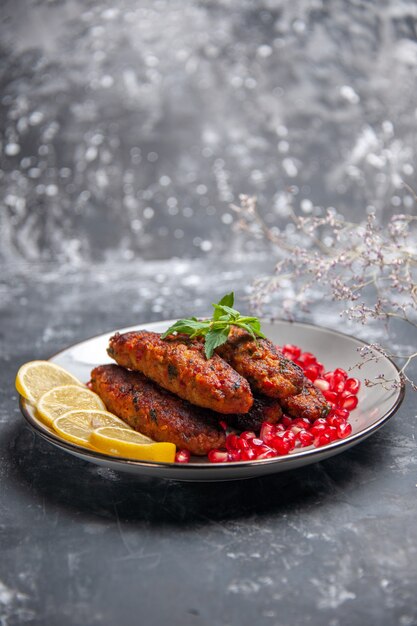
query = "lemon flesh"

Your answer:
(16, 360), (83, 404)
(53, 410), (132, 447)
(90, 427), (176, 463)
(36, 385), (106, 427)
